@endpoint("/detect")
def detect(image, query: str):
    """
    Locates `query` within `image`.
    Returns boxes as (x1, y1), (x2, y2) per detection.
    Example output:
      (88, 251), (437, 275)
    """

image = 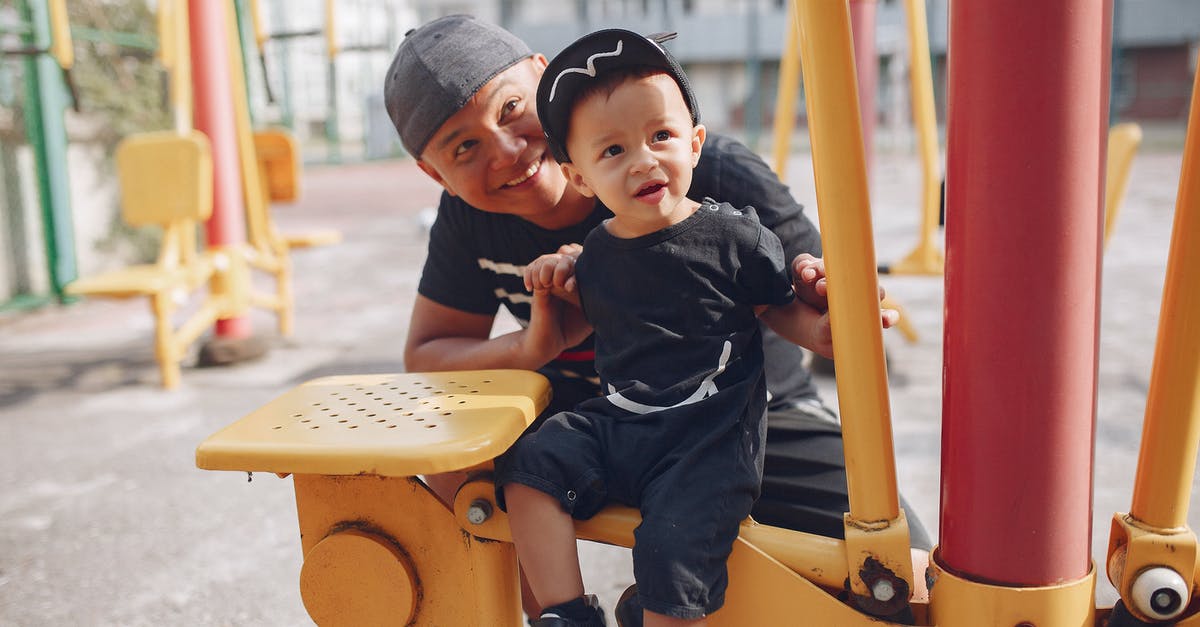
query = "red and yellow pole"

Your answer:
(936, 1), (1109, 622)
(189, 0), (253, 341)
